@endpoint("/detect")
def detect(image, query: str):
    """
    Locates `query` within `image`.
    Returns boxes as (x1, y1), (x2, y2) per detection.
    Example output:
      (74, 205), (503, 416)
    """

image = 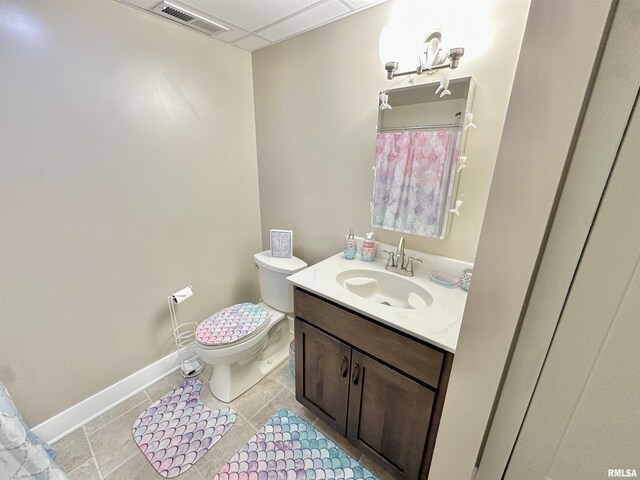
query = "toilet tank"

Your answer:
(254, 251), (307, 313)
